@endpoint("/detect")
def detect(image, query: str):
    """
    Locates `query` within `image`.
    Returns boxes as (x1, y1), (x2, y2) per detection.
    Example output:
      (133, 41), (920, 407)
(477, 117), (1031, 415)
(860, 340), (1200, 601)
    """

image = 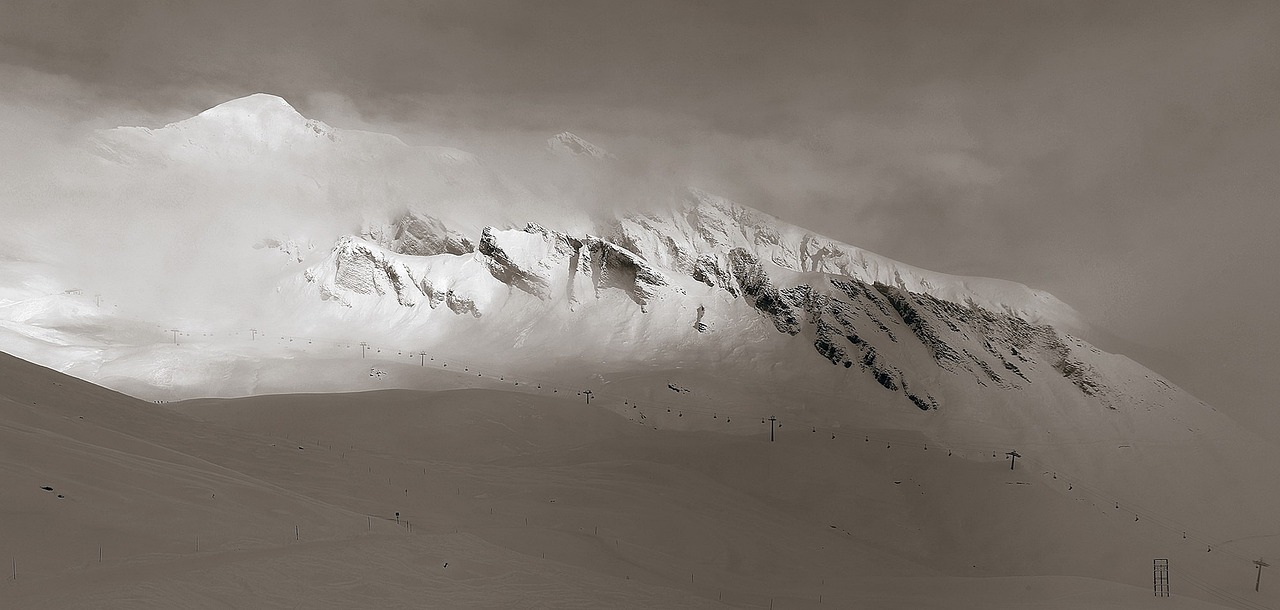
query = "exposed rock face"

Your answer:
(709, 250), (1111, 410)
(444, 291), (481, 318)
(304, 236), (498, 317)
(418, 280), (481, 318)
(727, 248), (801, 335)
(874, 283), (963, 370)
(364, 211), (473, 256)
(328, 237), (422, 307)
(583, 237), (667, 311)
(1048, 337), (1112, 407)
(611, 215), (696, 273)
(477, 226), (568, 299)
(691, 254), (738, 296)
(474, 223), (669, 310)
